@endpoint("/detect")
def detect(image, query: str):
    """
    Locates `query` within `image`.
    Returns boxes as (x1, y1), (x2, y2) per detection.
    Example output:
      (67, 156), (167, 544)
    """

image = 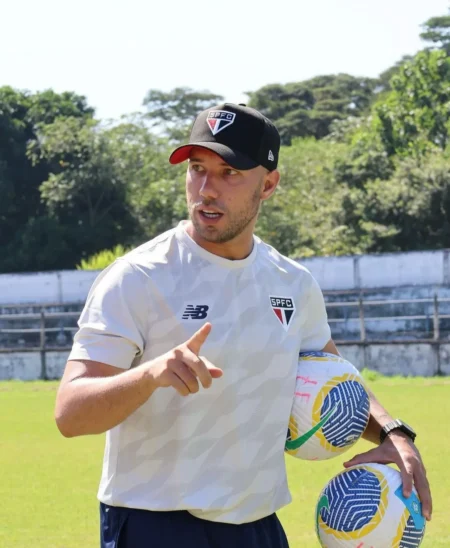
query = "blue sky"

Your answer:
(1, 0), (448, 121)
